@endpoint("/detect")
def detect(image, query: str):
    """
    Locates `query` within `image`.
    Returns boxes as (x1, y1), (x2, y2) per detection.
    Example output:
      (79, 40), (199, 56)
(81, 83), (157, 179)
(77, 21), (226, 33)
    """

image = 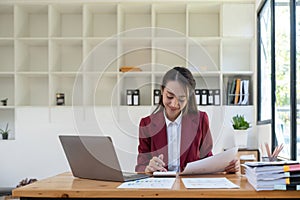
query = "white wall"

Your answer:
(0, 106), (255, 187)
